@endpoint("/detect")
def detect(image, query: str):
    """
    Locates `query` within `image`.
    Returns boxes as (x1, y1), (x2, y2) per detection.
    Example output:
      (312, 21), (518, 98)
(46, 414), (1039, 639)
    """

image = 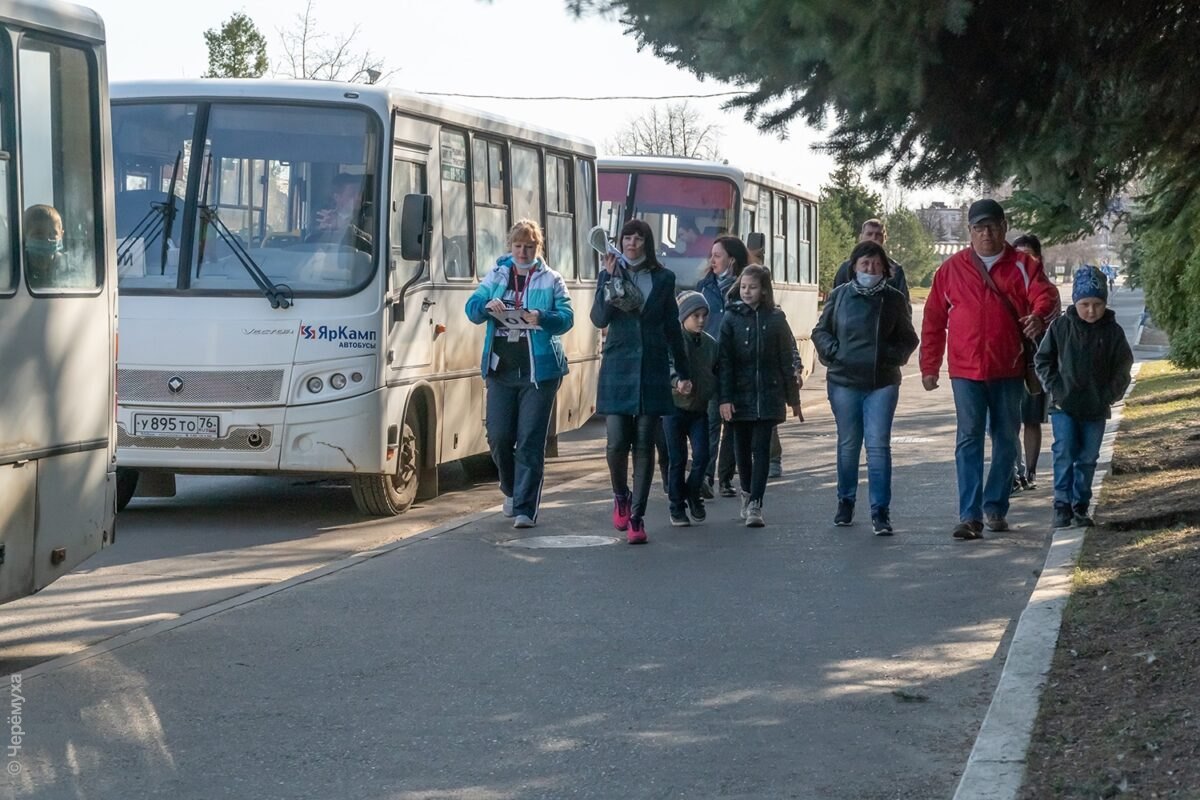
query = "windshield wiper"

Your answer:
(116, 150), (182, 275)
(195, 155), (293, 309)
